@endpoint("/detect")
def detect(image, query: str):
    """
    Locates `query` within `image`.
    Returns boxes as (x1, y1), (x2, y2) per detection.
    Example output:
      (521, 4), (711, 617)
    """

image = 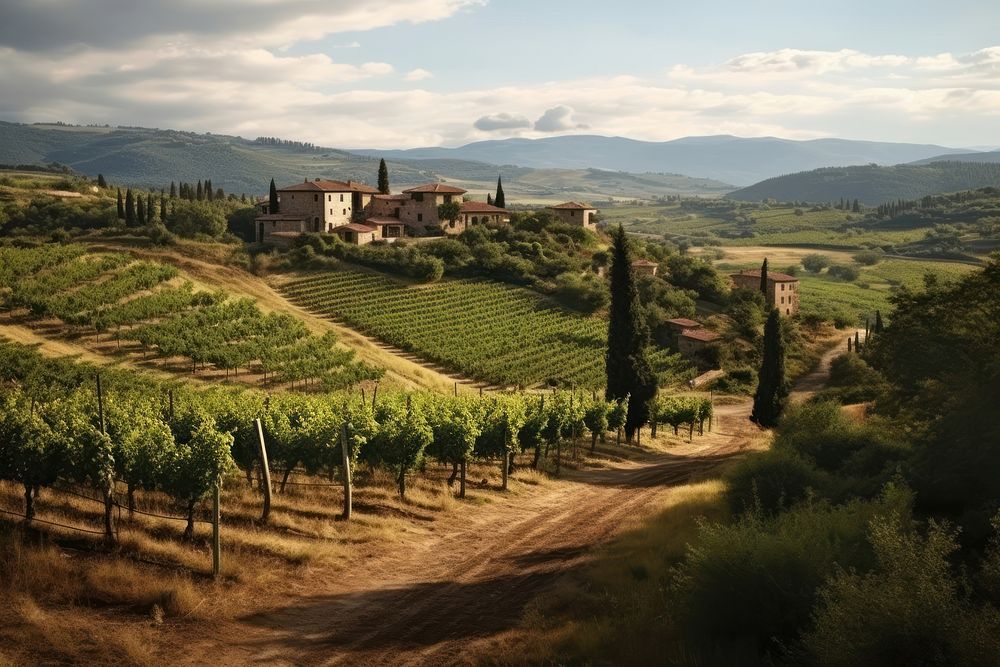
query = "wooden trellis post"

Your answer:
(255, 418), (272, 524)
(340, 423), (352, 520)
(212, 483), (221, 577)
